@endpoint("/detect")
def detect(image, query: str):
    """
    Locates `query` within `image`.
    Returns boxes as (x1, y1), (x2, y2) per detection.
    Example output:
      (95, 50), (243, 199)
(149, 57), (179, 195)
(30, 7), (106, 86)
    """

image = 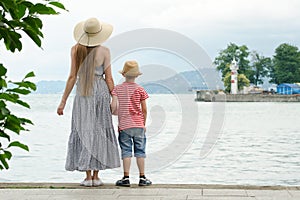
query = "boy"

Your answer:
(111, 60), (152, 187)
